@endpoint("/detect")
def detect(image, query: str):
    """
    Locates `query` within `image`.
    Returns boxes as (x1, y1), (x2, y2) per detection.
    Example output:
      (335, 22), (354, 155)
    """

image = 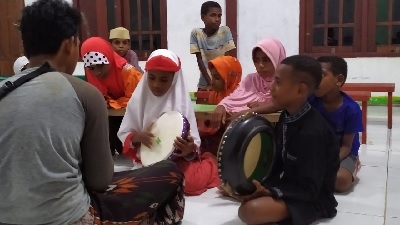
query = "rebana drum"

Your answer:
(140, 111), (190, 166)
(217, 112), (276, 195)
